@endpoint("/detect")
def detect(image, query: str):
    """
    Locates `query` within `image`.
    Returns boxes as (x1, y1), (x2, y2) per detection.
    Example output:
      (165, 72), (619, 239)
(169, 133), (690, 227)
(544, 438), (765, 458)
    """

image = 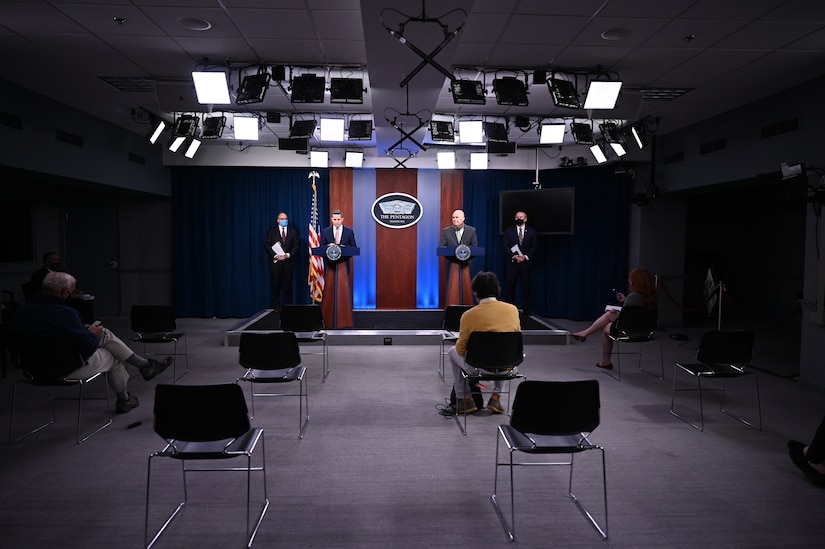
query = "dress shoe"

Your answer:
(571, 334), (586, 342)
(596, 362), (613, 370)
(141, 357), (173, 381)
(116, 394), (139, 414)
